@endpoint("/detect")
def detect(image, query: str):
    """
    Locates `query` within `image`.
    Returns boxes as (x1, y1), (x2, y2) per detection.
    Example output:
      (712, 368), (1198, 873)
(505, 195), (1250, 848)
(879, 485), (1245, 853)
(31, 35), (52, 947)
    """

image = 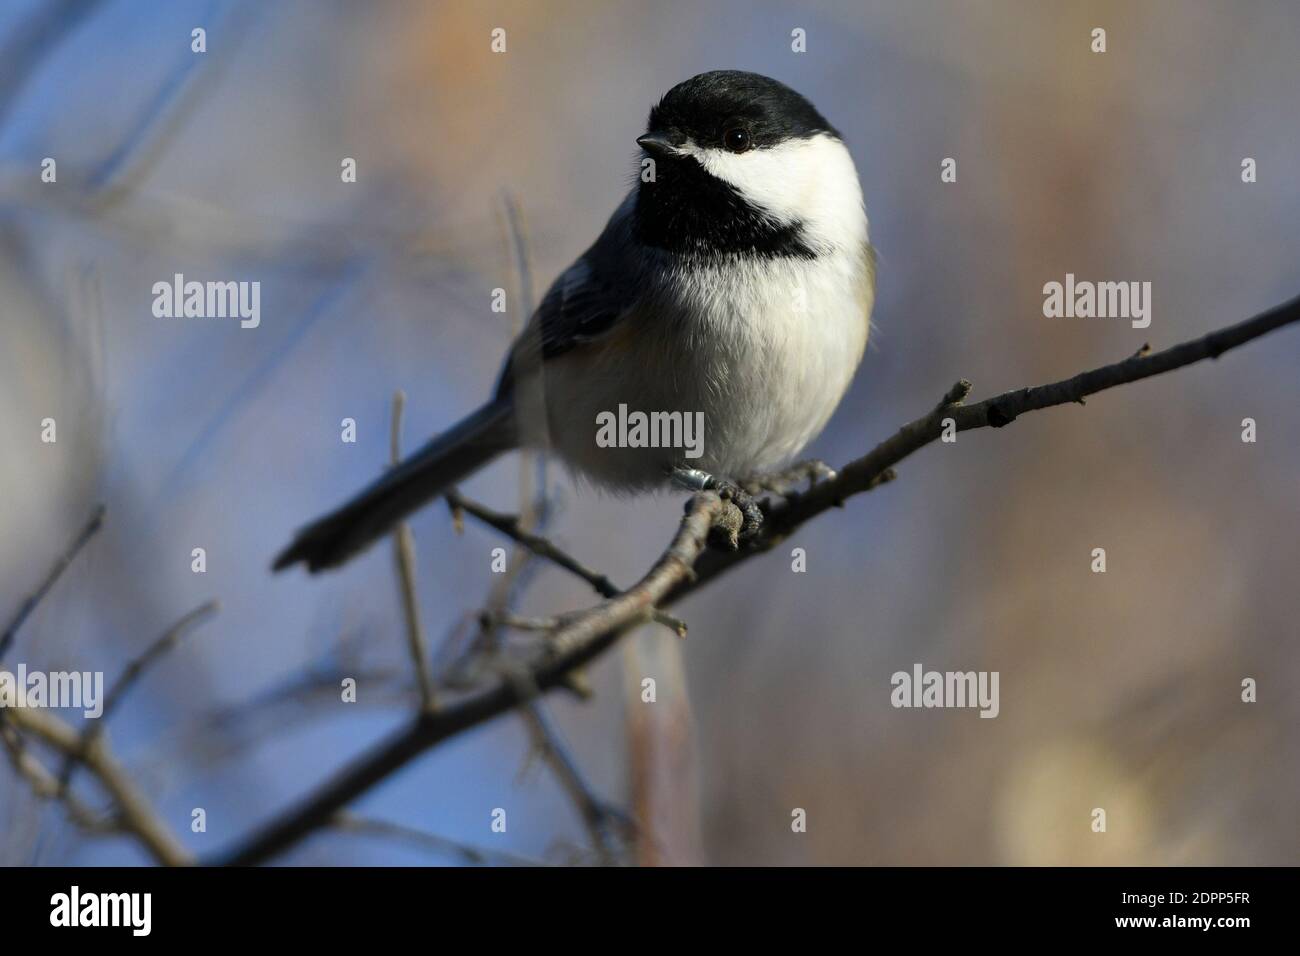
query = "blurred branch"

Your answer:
(506, 664), (631, 866)
(623, 635), (700, 866)
(479, 191), (544, 636)
(0, 0), (107, 129)
(220, 493), (722, 865)
(85, 0), (248, 208)
(1, 721), (111, 833)
(390, 390), (436, 712)
(480, 195), (627, 865)
(141, 664), (413, 776)
(3, 705), (192, 866)
(57, 600), (220, 793)
(216, 292), (1300, 865)
(99, 601), (220, 726)
(0, 504), (104, 659)
(0, 504), (196, 864)
(444, 489), (687, 637)
(329, 811), (545, 867)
